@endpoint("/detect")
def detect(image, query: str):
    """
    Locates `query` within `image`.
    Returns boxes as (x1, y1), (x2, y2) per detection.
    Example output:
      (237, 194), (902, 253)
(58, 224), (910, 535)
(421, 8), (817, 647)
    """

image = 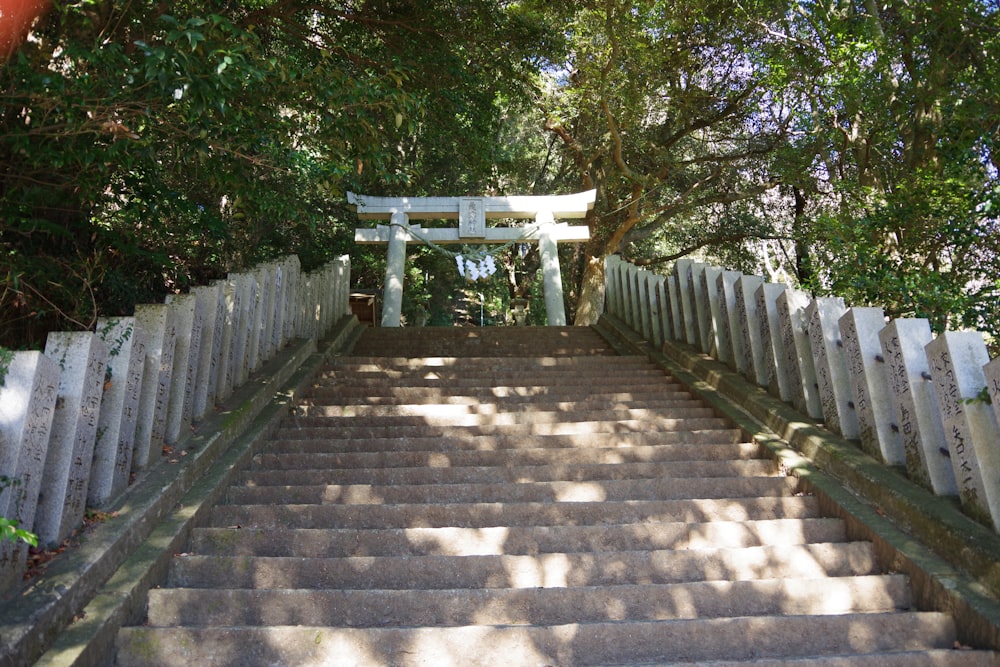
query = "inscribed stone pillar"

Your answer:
(690, 262), (710, 353)
(92, 317), (147, 506)
(806, 297), (859, 439)
(717, 270), (744, 372)
(133, 304), (177, 470)
(879, 319), (957, 495)
(35, 332), (108, 546)
(164, 293), (197, 446)
(638, 271), (655, 340)
(839, 308), (903, 465)
(190, 285), (218, 422)
(776, 289), (822, 419)
(666, 276), (682, 343)
(284, 256), (301, 343)
(648, 274), (666, 346)
(622, 262), (639, 329)
(673, 259), (698, 346)
(248, 266), (266, 369)
(382, 211), (409, 327)
(203, 281), (227, 411)
(336, 255), (351, 319)
(537, 214), (567, 326)
(0, 351), (59, 591)
(701, 266), (723, 359)
(734, 275), (767, 387)
(654, 276), (673, 343)
(603, 256), (621, 318)
(755, 282), (791, 401)
(926, 332), (1000, 530)
(986, 357), (1000, 442)
(226, 272), (250, 388)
